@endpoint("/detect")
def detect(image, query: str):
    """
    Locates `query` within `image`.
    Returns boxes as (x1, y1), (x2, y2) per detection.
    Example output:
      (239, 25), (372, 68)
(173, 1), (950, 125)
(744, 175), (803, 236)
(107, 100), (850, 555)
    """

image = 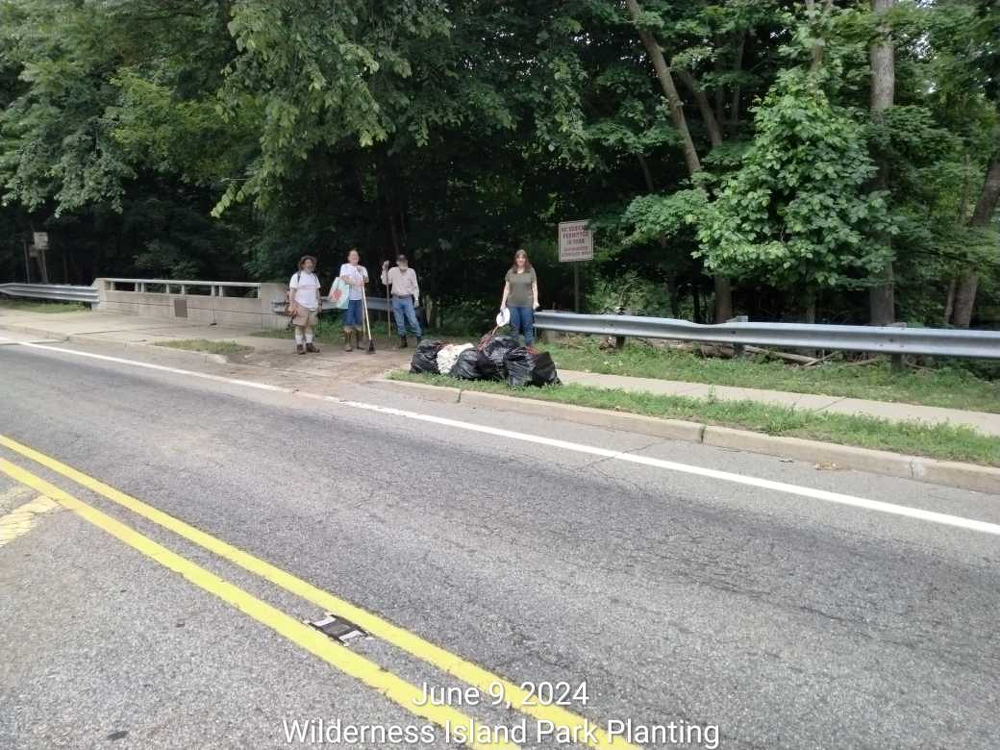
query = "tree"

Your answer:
(868, 0), (896, 325)
(697, 68), (893, 321)
(623, 0), (733, 322)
